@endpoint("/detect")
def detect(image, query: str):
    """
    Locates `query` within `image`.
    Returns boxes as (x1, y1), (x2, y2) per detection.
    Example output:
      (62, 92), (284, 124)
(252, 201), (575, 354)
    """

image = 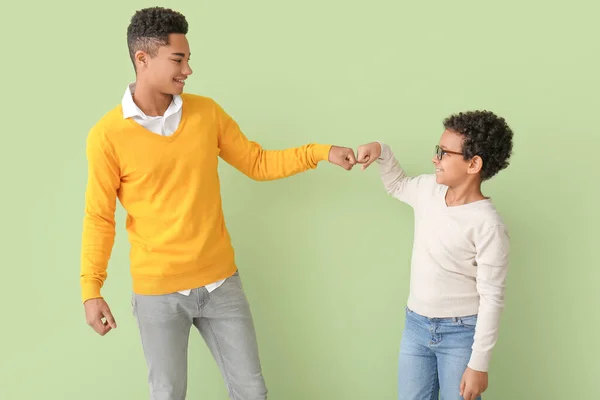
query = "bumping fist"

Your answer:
(356, 142), (382, 170)
(328, 146), (357, 170)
